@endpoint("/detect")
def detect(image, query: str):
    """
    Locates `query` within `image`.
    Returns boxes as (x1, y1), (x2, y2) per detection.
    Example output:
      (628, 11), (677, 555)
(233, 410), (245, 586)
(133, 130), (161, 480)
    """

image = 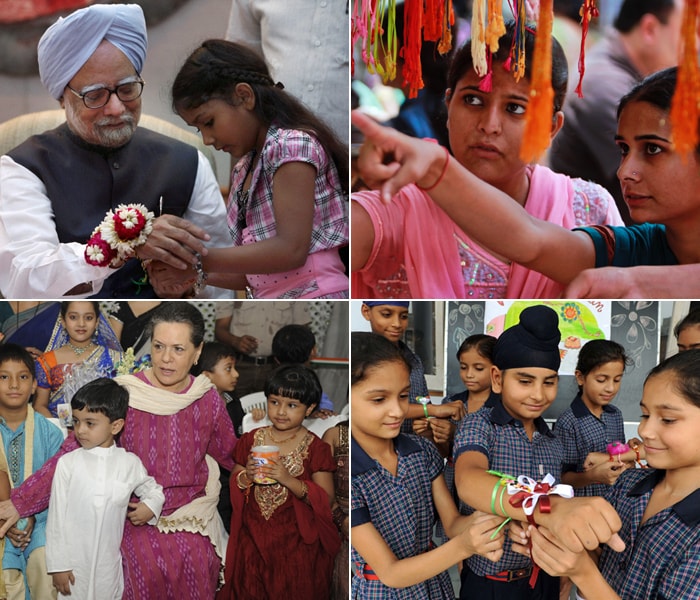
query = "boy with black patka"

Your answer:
(454, 305), (566, 600)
